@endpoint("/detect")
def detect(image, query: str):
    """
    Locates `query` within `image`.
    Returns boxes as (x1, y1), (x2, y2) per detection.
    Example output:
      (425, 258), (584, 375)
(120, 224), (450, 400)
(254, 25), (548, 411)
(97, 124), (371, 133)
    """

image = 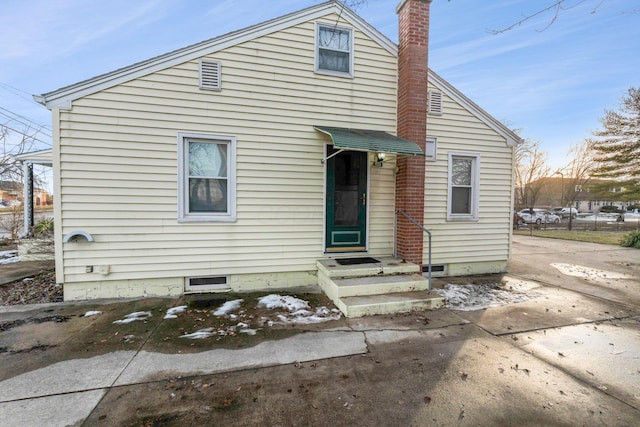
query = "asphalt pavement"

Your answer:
(0, 235), (639, 426)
